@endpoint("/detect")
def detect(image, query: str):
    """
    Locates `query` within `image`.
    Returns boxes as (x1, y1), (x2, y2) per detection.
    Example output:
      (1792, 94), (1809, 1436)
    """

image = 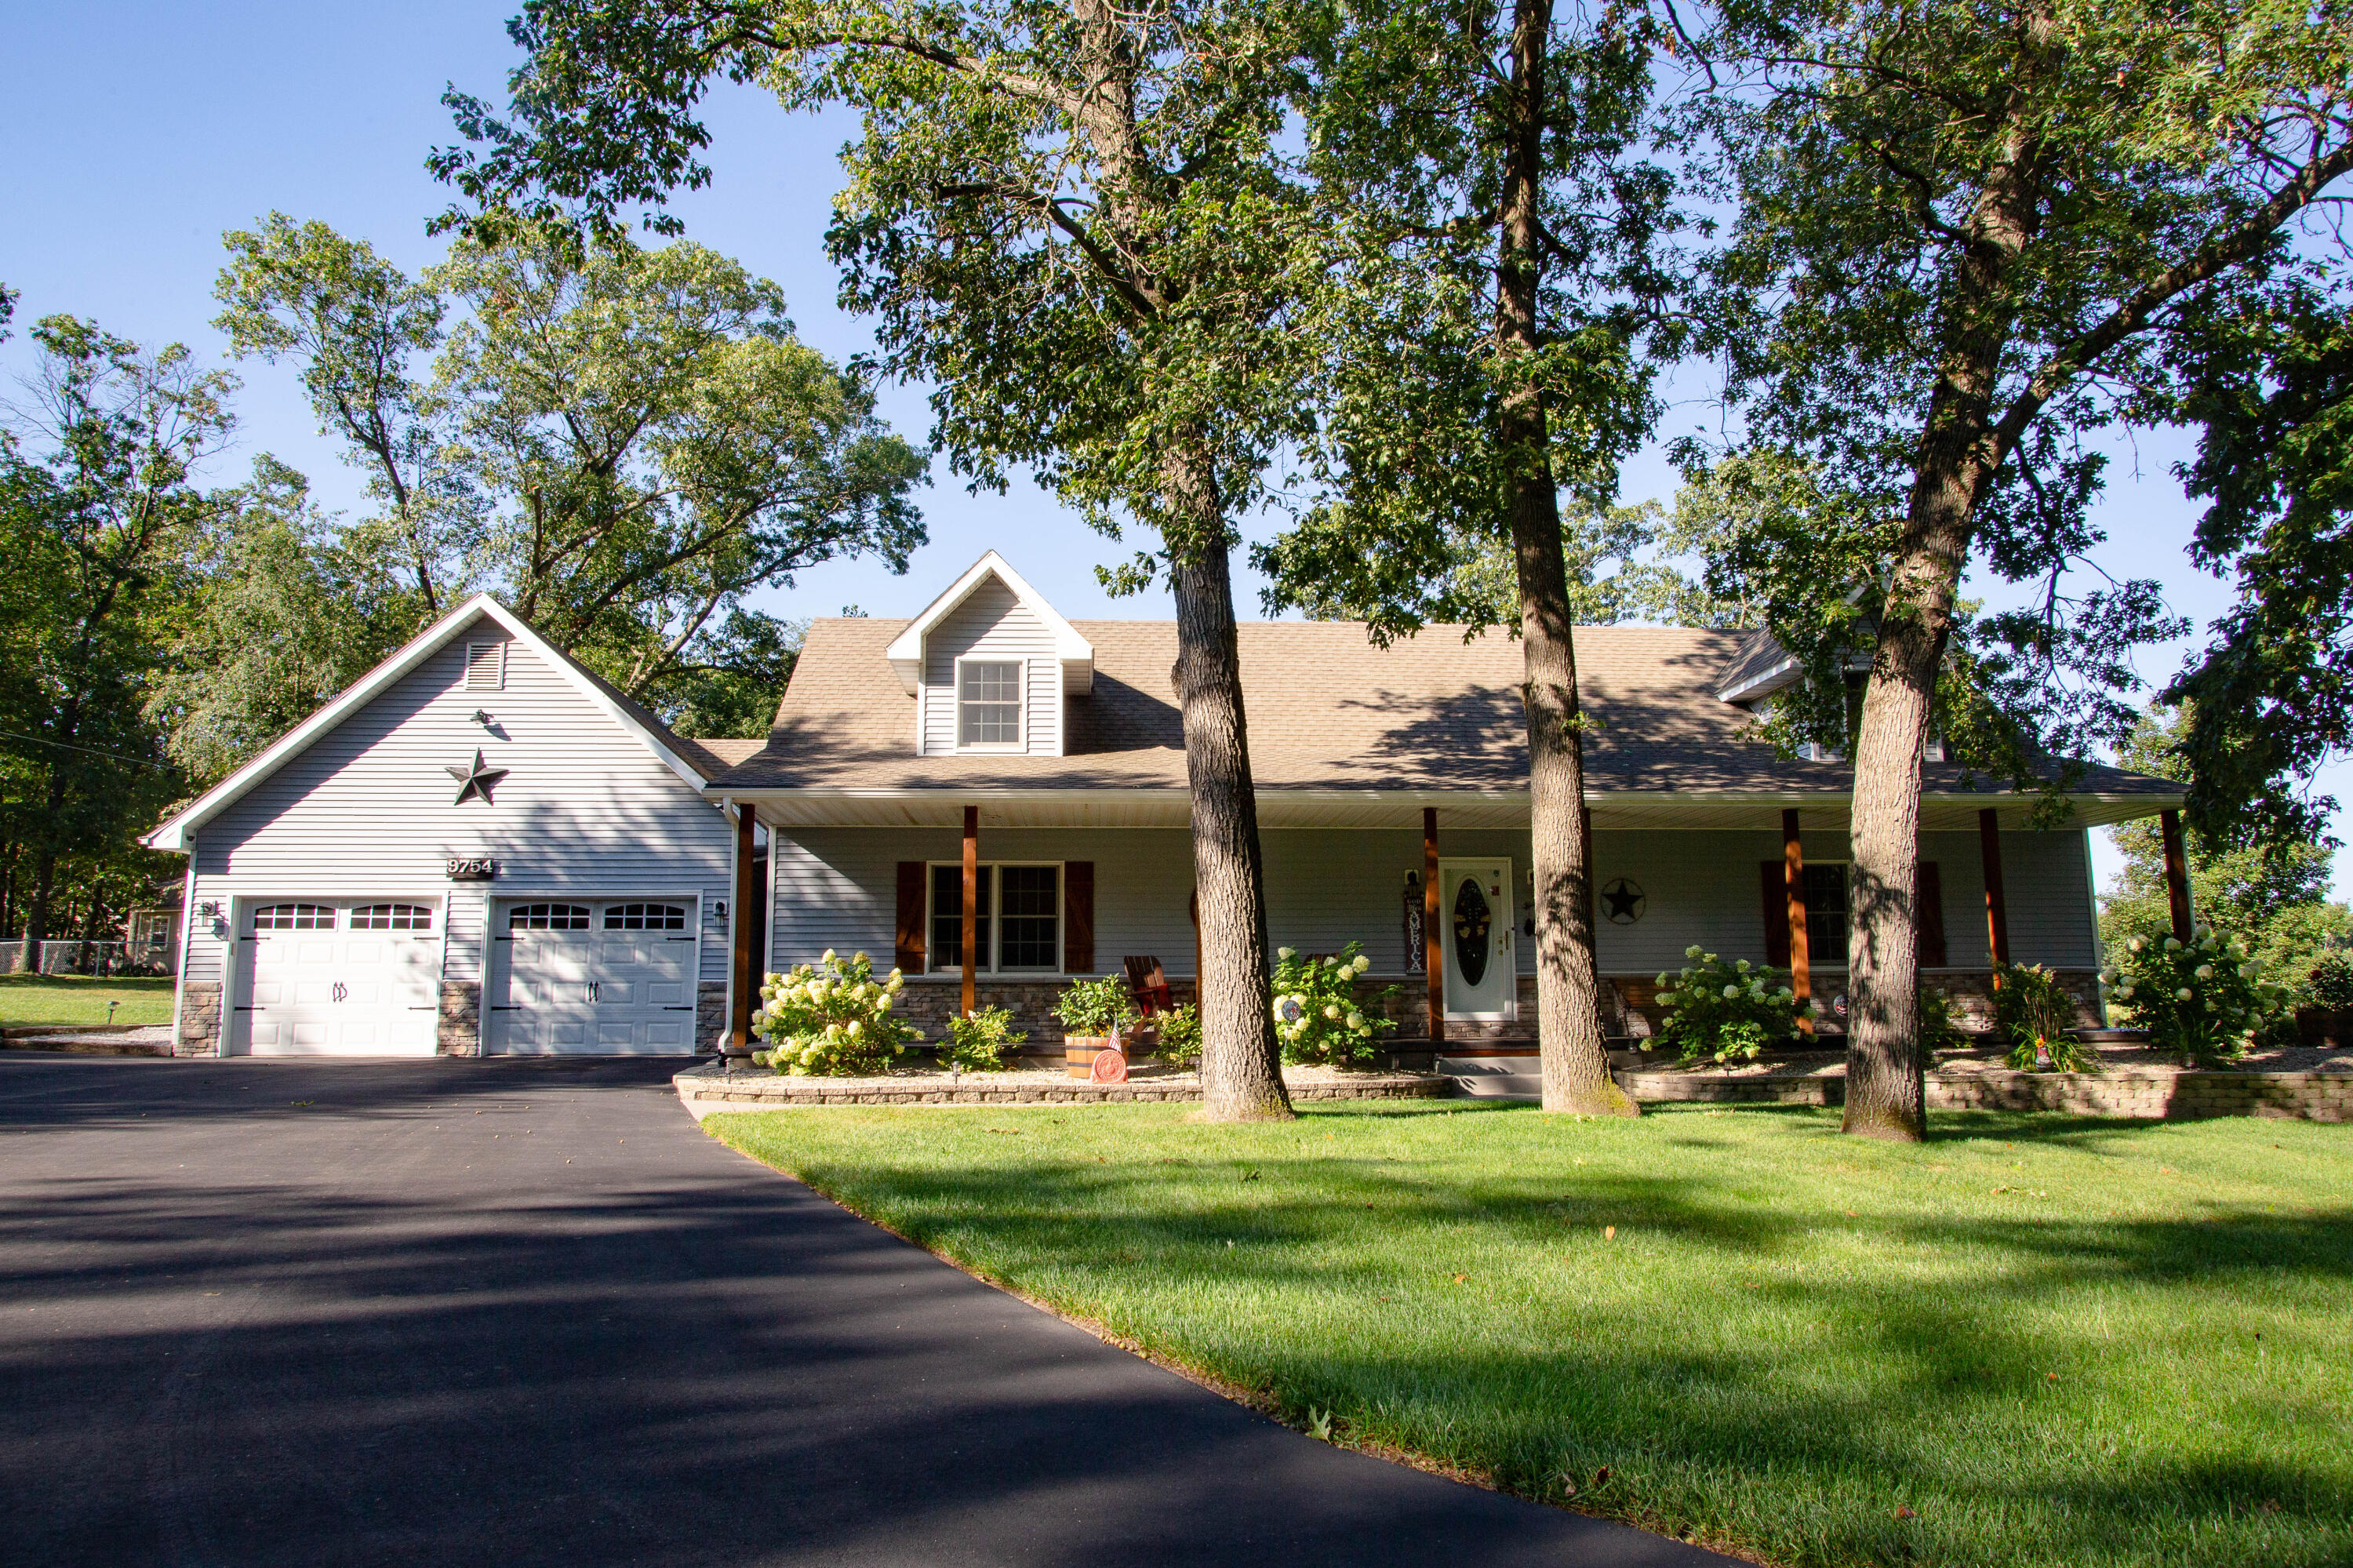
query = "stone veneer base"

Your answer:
(675, 1063), (1445, 1117)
